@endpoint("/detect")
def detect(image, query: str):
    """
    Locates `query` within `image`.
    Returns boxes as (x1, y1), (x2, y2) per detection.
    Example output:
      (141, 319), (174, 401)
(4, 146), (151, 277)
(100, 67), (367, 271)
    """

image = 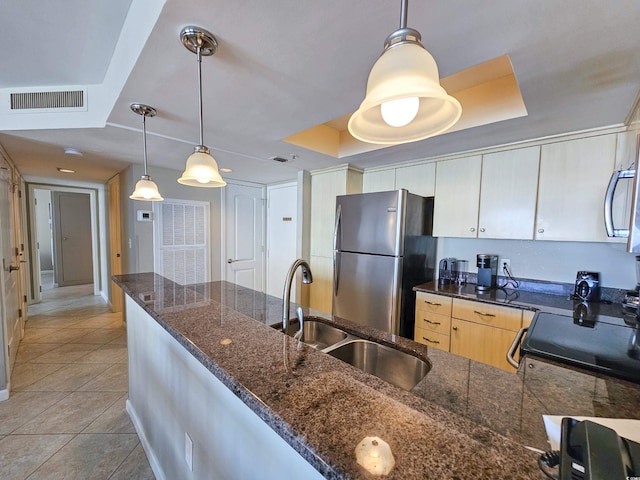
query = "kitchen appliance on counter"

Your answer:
(623, 256), (640, 312)
(332, 189), (437, 339)
(438, 257), (457, 285)
(476, 254), (498, 291)
(574, 271), (600, 302)
(508, 311), (640, 383)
